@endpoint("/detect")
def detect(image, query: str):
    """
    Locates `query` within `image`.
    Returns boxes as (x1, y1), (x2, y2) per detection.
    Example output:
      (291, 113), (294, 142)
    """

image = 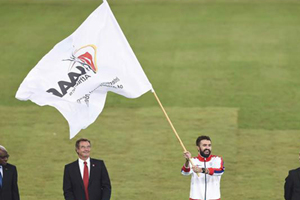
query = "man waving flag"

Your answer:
(16, 0), (153, 139)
